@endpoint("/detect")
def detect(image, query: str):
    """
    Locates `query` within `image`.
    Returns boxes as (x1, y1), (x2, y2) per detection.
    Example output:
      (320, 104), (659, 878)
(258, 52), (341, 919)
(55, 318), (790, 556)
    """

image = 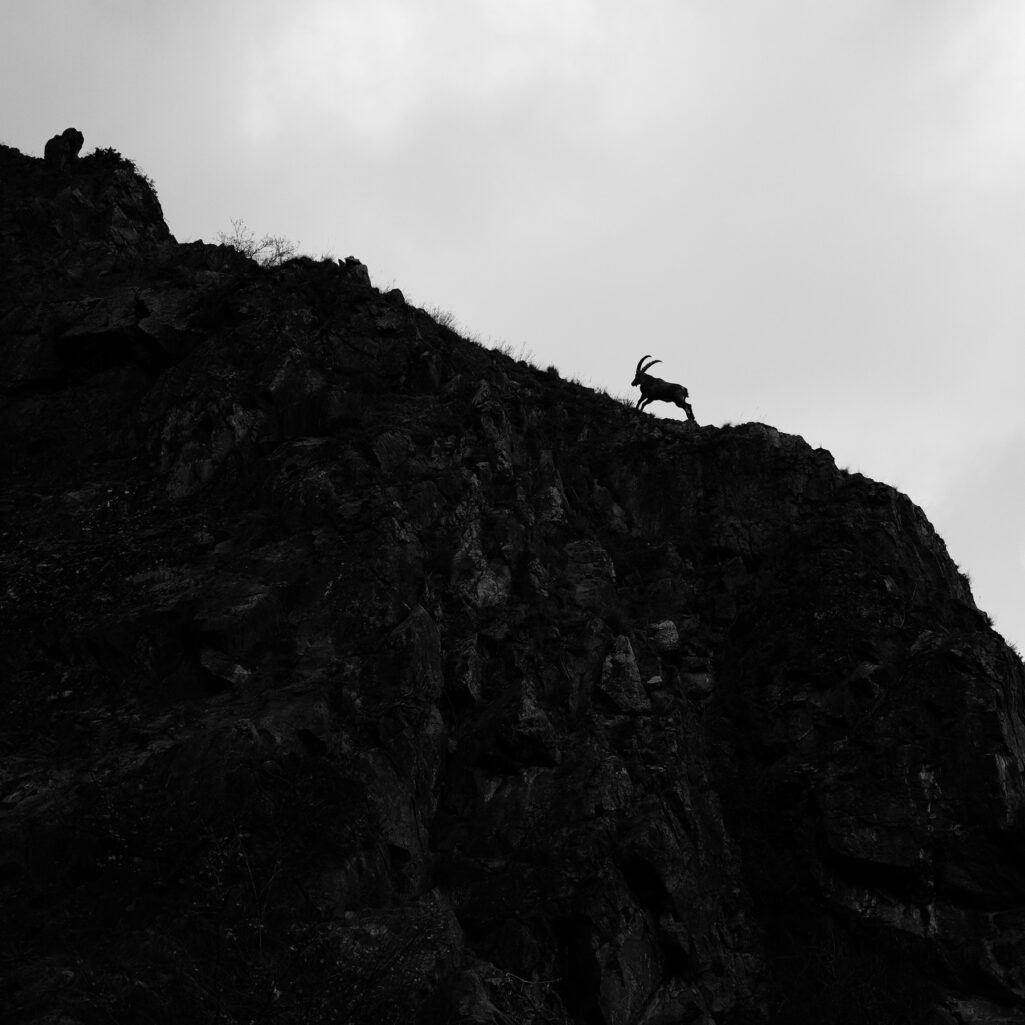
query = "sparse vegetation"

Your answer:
(217, 218), (299, 267)
(491, 338), (537, 365)
(423, 304), (540, 366)
(89, 145), (132, 167)
(81, 146), (159, 197)
(425, 305), (459, 331)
